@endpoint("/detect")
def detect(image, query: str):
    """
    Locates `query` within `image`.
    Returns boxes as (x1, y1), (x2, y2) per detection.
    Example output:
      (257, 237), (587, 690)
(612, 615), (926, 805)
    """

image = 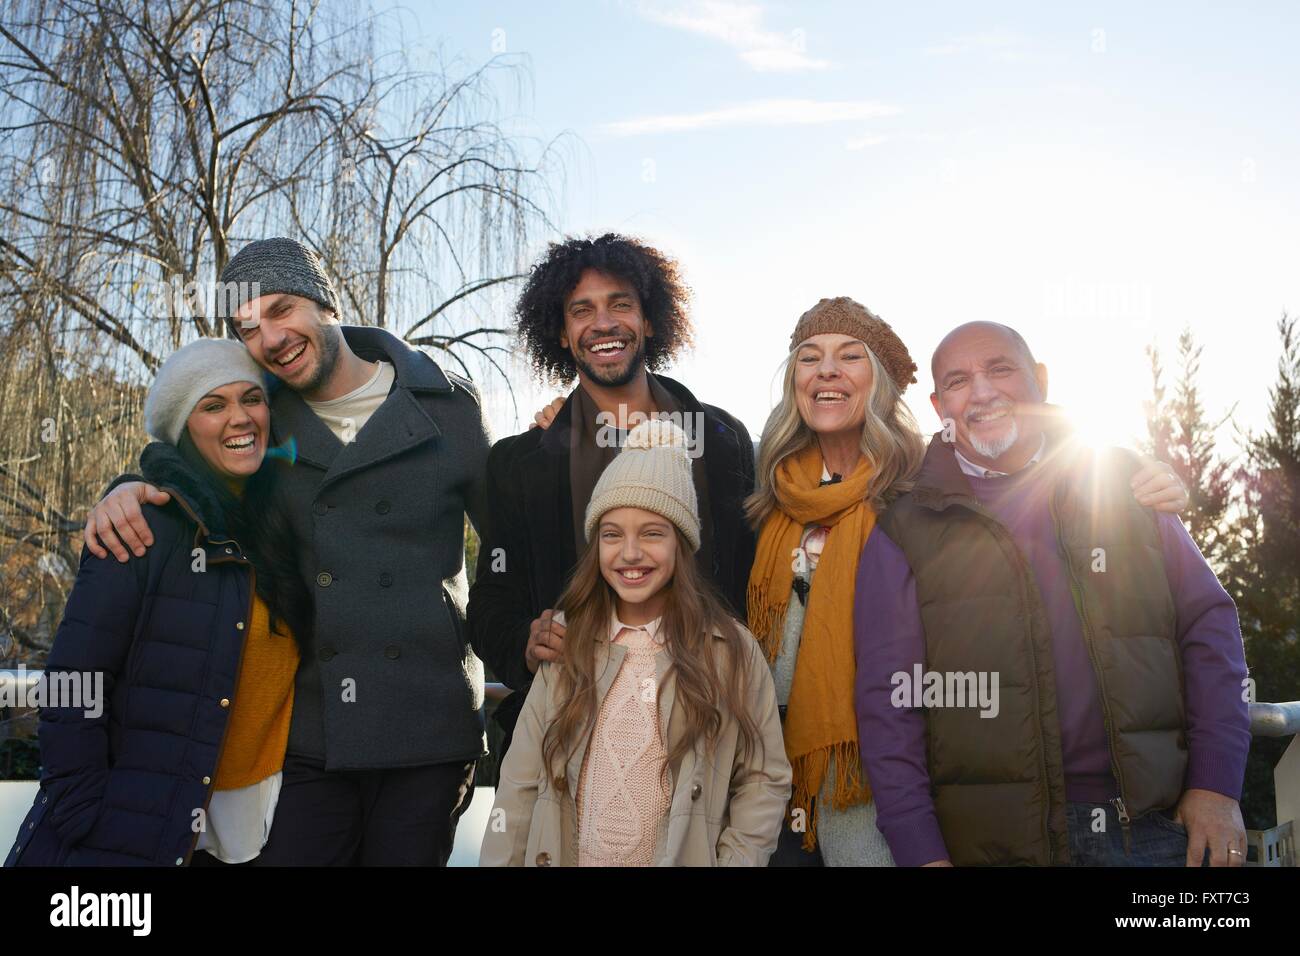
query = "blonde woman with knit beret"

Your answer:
(747, 297), (1190, 867)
